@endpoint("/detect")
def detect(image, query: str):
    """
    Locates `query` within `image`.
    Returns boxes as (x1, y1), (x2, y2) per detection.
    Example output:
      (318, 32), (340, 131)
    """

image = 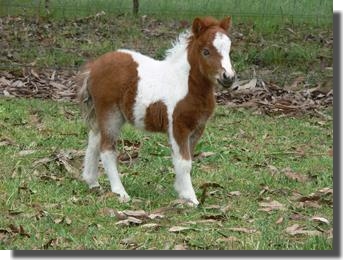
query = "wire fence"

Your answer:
(1, 0), (333, 22)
